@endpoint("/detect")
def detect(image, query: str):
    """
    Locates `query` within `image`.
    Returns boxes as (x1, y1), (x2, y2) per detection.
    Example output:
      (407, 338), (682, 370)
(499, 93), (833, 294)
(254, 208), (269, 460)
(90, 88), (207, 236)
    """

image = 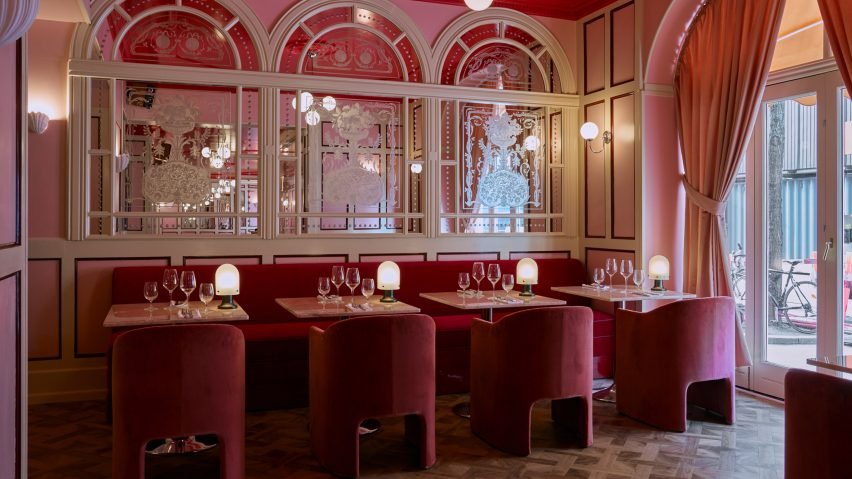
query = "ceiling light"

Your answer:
(464, 0), (493, 11)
